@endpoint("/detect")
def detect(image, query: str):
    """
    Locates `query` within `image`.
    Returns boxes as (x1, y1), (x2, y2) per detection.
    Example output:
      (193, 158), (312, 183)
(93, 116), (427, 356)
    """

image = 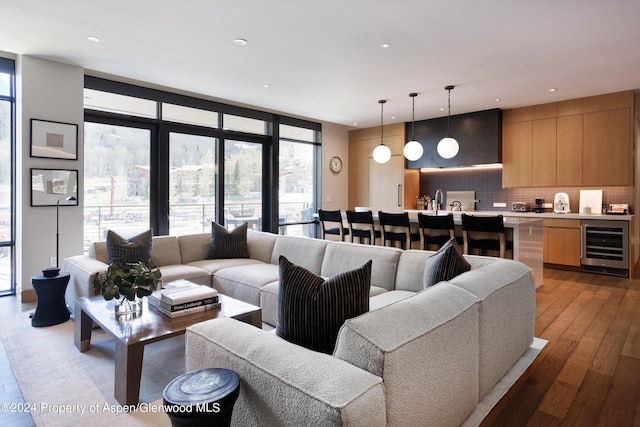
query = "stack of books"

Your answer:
(148, 281), (220, 318)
